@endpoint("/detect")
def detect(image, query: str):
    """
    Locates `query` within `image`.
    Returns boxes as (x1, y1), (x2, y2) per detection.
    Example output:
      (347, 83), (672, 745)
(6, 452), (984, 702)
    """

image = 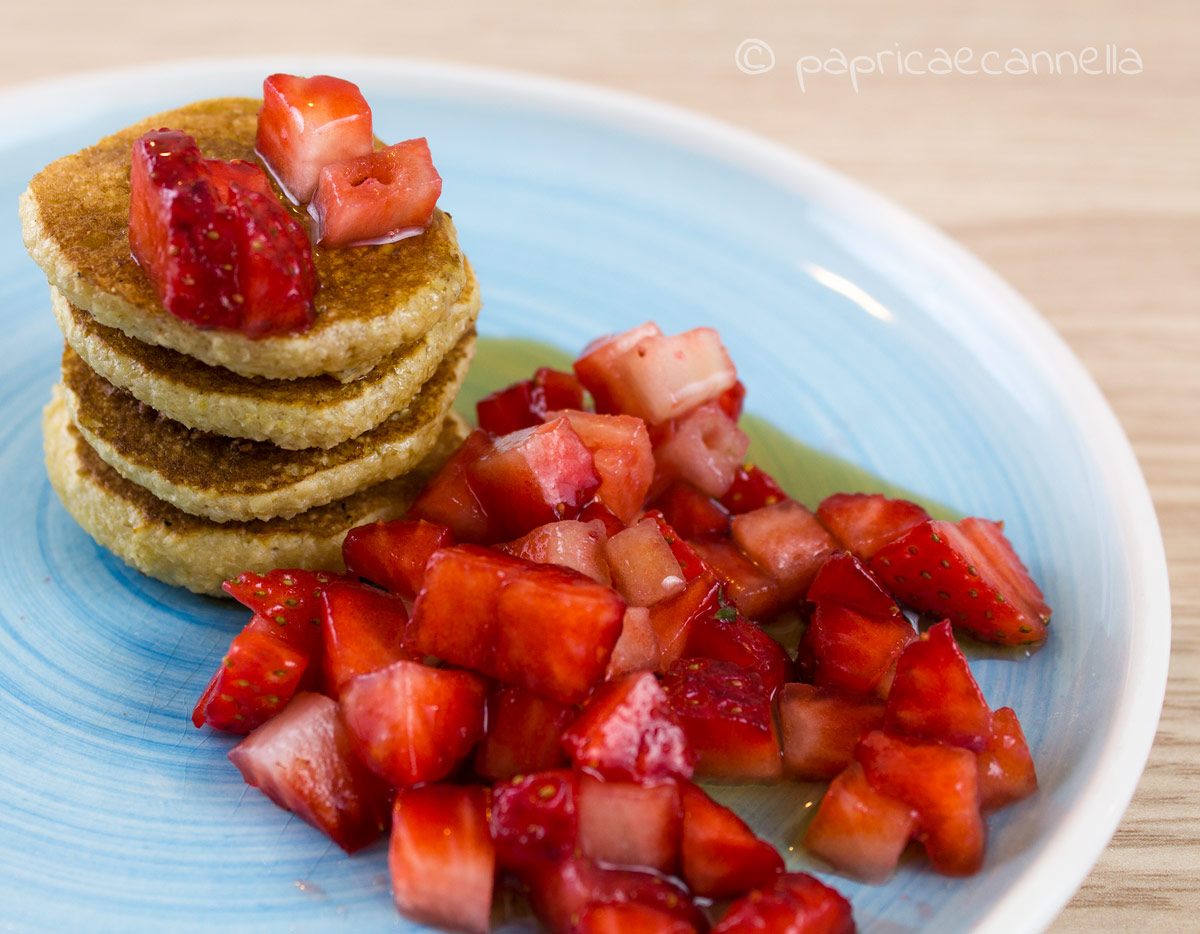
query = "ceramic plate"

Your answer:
(0, 57), (1170, 934)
